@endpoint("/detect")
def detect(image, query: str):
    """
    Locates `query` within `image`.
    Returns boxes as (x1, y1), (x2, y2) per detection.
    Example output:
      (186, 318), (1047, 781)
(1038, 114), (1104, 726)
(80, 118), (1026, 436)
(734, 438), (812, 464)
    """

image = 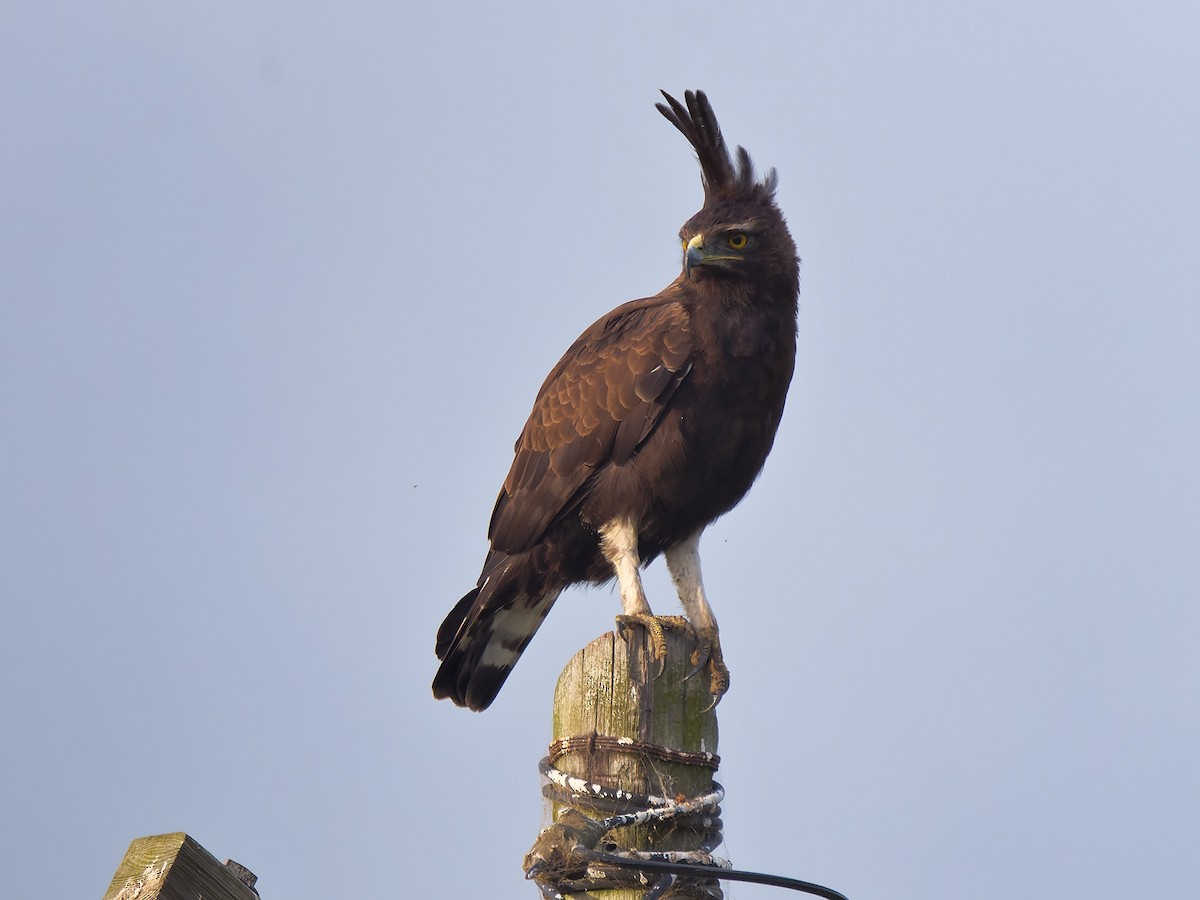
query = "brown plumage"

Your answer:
(433, 90), (800, 711)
